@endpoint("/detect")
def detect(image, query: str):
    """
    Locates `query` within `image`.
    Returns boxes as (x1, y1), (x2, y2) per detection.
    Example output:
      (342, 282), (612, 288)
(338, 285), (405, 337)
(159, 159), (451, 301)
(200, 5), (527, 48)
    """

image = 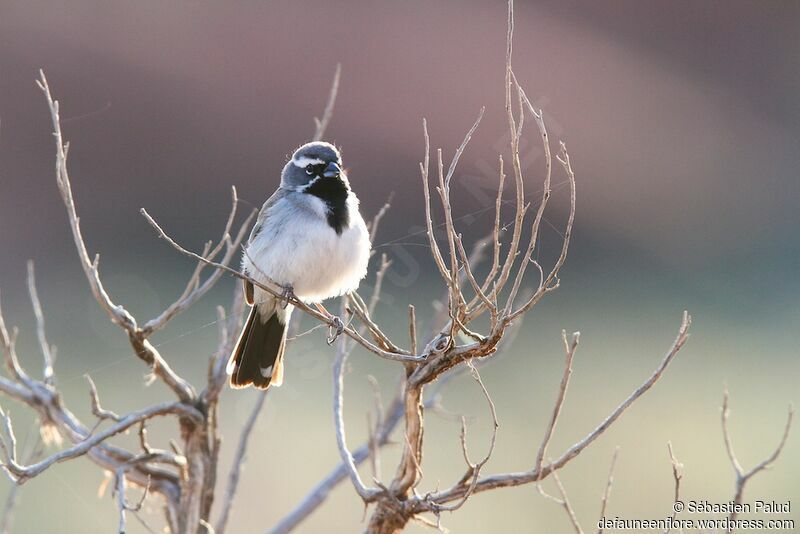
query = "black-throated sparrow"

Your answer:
(227, 142), (371, 389)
